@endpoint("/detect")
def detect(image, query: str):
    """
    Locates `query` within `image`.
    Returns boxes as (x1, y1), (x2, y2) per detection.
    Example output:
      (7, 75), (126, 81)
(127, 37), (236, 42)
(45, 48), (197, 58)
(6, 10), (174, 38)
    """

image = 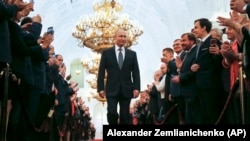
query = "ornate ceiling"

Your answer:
(29, 0), (230, 88)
